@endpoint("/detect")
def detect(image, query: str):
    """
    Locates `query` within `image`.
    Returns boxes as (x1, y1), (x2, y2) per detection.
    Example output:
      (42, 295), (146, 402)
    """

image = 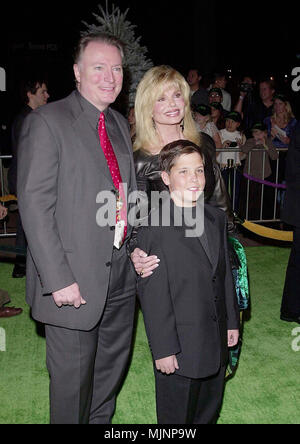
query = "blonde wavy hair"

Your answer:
(133, 65), (201, 152)
(272, 98), (295, 126)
